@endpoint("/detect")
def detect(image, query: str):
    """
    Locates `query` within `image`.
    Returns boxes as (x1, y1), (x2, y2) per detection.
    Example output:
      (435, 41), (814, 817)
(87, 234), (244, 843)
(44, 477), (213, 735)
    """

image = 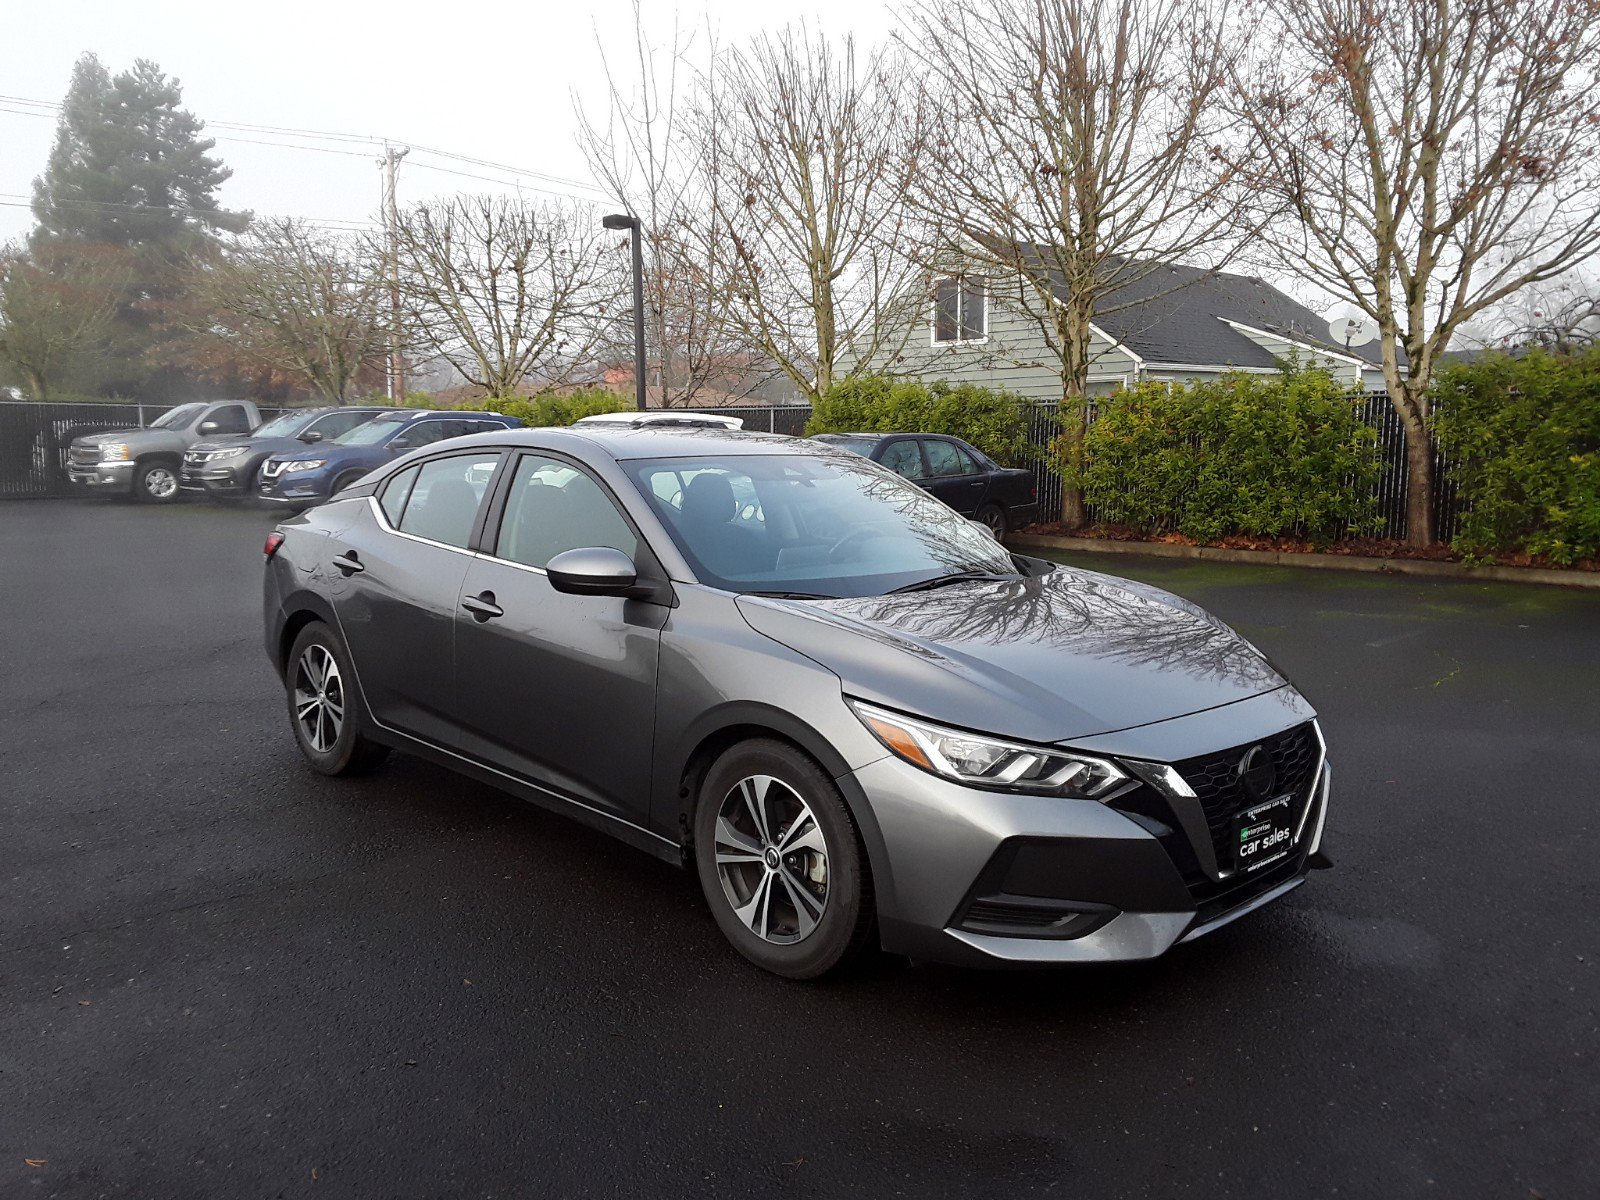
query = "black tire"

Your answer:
(284, 621), (390, 776)
(976, 503), (1009, 540)
(693, 738), (875, 979)
(133, 460), (182, 504)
